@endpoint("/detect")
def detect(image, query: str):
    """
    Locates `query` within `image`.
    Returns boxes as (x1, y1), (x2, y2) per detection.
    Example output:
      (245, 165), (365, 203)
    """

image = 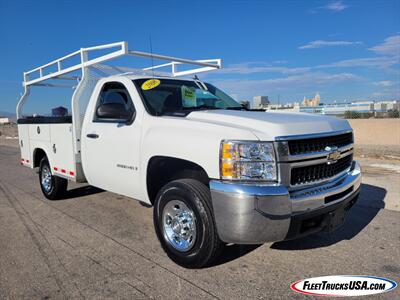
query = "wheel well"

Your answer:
(33, 148), (47, 168)
(146, 156), (209, 205)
